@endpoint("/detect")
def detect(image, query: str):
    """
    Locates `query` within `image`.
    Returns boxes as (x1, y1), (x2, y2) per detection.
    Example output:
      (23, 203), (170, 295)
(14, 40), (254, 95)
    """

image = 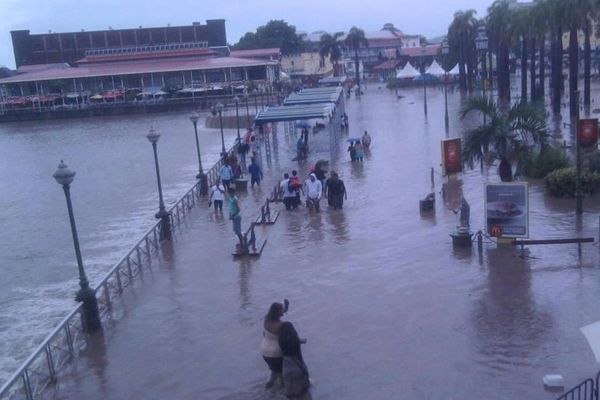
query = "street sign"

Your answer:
(441, 138), (462, 176)
(578, 119), (598, 148)
(485, 183), (529, 238)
